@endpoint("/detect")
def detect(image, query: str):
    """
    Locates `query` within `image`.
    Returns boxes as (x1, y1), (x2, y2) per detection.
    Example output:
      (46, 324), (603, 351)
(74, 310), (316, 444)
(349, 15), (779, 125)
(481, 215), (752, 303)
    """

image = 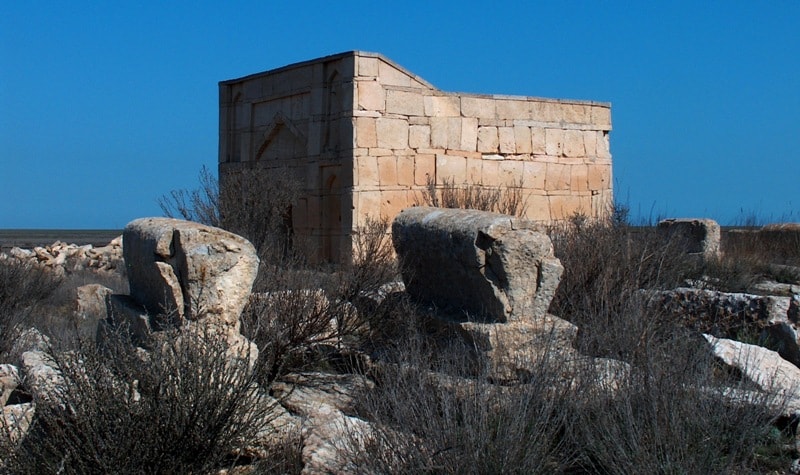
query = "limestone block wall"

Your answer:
(351, 52), (613, 226)
(219, 51), (613, 262)
(219, 54), (358, 262)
